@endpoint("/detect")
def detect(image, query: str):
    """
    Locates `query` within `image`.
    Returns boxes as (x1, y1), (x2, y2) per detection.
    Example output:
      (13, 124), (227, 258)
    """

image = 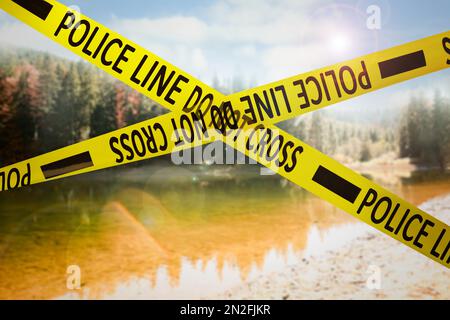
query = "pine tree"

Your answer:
(0, 69), (16, 164)
(404, 97), (423, 161)
(212, 74), (221, 91)
(432, 91), (450, 169)
(308, 112), (324, 152)
(369, 130), (379, 143)
(13, 72), (36, 146)
(6, 66), (41, 161)
(360, 142), (371, 162)
(419, 102), (435, 165)
(77, 62), (99, 140)
(115, 84), (127, 129)
(90, 79), (117, 137)
(327, 123), (337, 155)
(37, 55), (61, 149)
(231, 74), (244, 93)
(399, 118), (409, 158)
(51, 64), (81, 147)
